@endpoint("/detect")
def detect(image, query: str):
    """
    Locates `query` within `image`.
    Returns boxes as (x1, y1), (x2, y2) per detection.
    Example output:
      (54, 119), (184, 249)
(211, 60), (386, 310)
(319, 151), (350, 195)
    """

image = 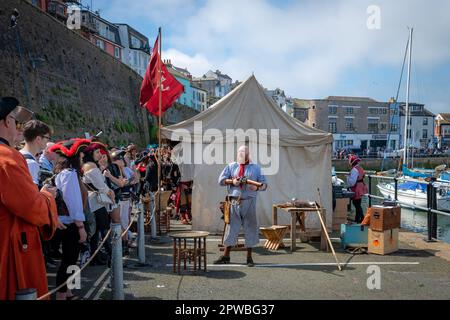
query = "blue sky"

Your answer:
(86, 0), (449, 114)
